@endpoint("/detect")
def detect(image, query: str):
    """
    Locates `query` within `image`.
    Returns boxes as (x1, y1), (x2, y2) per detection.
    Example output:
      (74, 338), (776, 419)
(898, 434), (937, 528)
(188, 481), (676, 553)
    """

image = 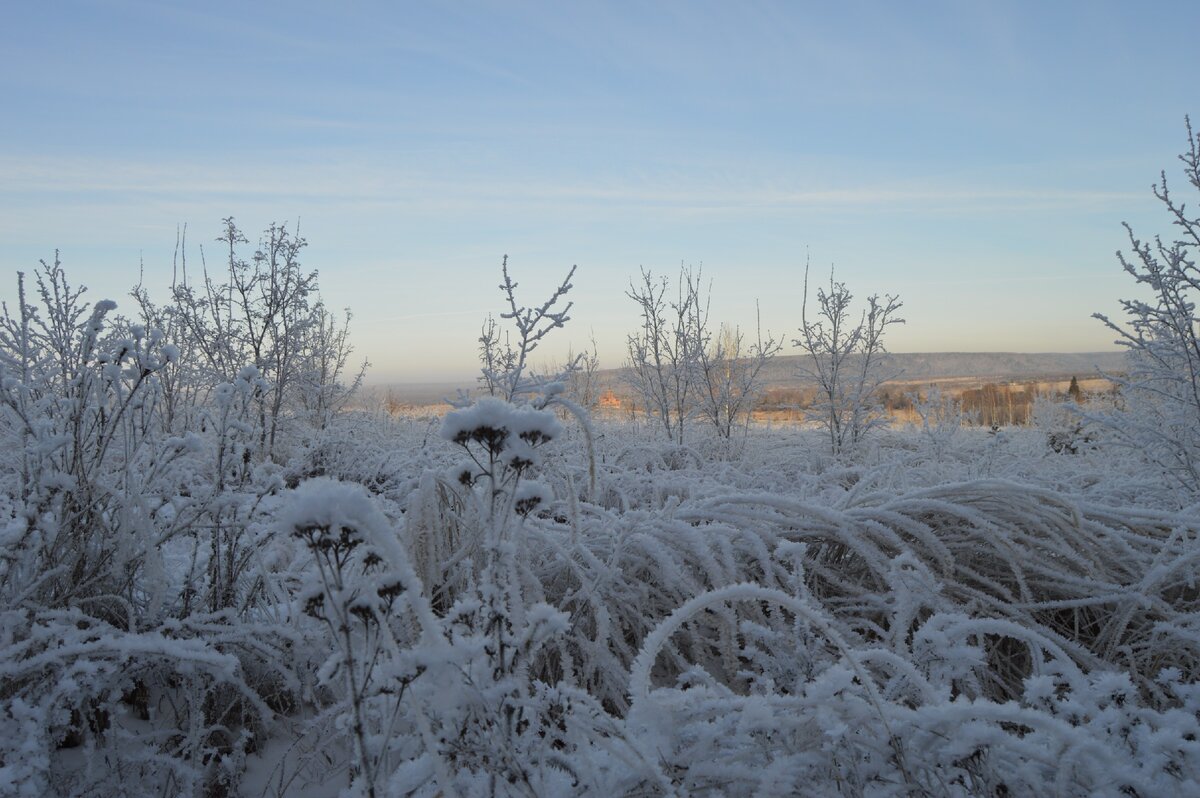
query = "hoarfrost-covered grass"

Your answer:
(4, 221), (1200, 796)
(6, 373), (1200, 796)
(214, 408), (1200, 796)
